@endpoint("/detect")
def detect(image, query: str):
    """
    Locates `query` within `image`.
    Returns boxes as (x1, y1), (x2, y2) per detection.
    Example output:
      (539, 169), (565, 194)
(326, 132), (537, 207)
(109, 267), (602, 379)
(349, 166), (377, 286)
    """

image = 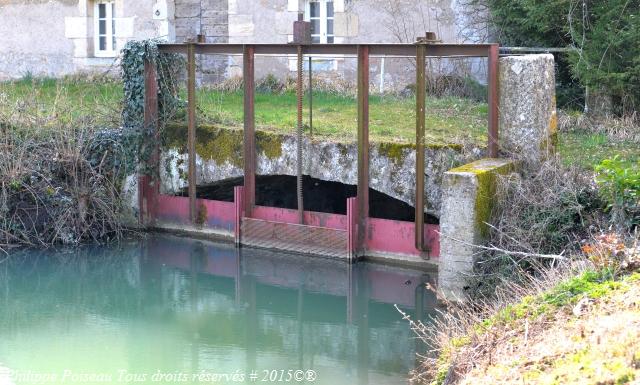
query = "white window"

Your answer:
(94, 1), (116, 57)
(305, 0), (334, 44)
